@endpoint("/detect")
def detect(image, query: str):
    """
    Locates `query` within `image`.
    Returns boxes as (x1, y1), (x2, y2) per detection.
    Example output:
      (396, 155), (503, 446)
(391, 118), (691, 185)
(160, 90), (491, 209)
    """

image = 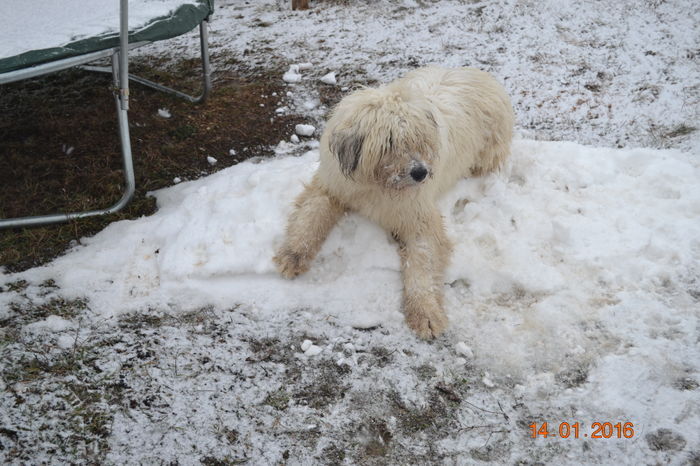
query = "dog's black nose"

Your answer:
(410, 166), (428, 182)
